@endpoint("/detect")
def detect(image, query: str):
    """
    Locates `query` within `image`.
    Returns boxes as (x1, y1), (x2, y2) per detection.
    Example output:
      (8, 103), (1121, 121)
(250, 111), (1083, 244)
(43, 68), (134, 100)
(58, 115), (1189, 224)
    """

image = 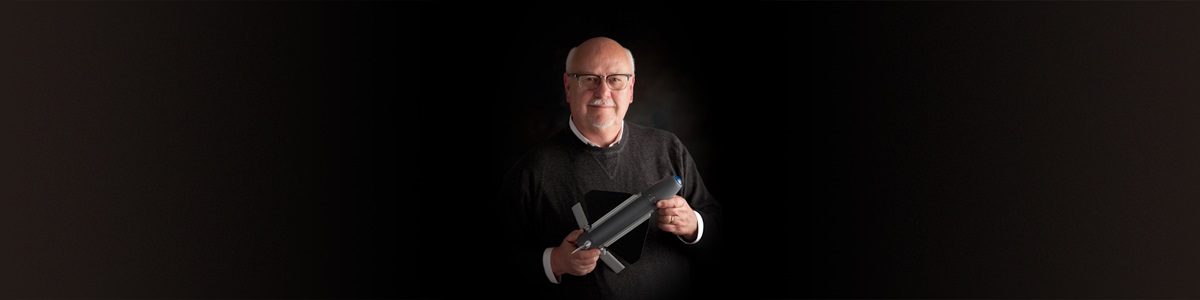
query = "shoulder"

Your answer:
(626, 122), (686, 151)
(626, 122), (682, 143)
(503, 129), (575, 180)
